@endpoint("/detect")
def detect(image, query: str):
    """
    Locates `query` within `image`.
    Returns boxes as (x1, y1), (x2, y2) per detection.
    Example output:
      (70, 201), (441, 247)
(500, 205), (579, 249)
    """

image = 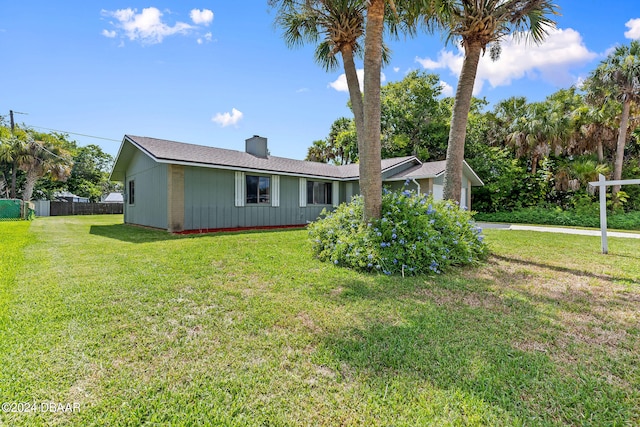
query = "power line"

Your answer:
(27, 125), (122, 142)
